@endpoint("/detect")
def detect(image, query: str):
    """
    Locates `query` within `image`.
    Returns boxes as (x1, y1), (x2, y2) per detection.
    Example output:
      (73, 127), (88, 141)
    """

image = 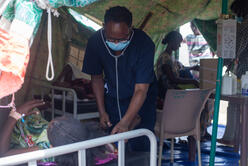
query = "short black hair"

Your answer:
(104, 6), (132, 27)
(162, 31), (183, 45)
(231, 0), (248, 18)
